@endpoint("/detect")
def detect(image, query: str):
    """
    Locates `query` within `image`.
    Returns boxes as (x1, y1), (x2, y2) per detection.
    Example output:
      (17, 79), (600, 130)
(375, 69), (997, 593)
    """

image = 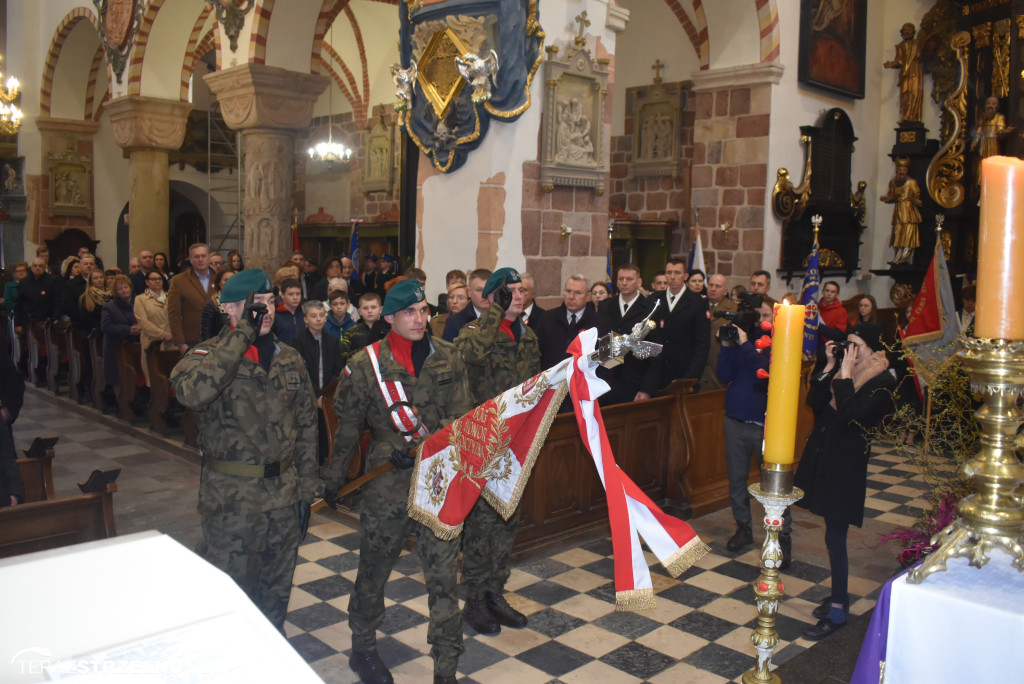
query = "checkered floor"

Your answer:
(13, 386), (944, 682)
